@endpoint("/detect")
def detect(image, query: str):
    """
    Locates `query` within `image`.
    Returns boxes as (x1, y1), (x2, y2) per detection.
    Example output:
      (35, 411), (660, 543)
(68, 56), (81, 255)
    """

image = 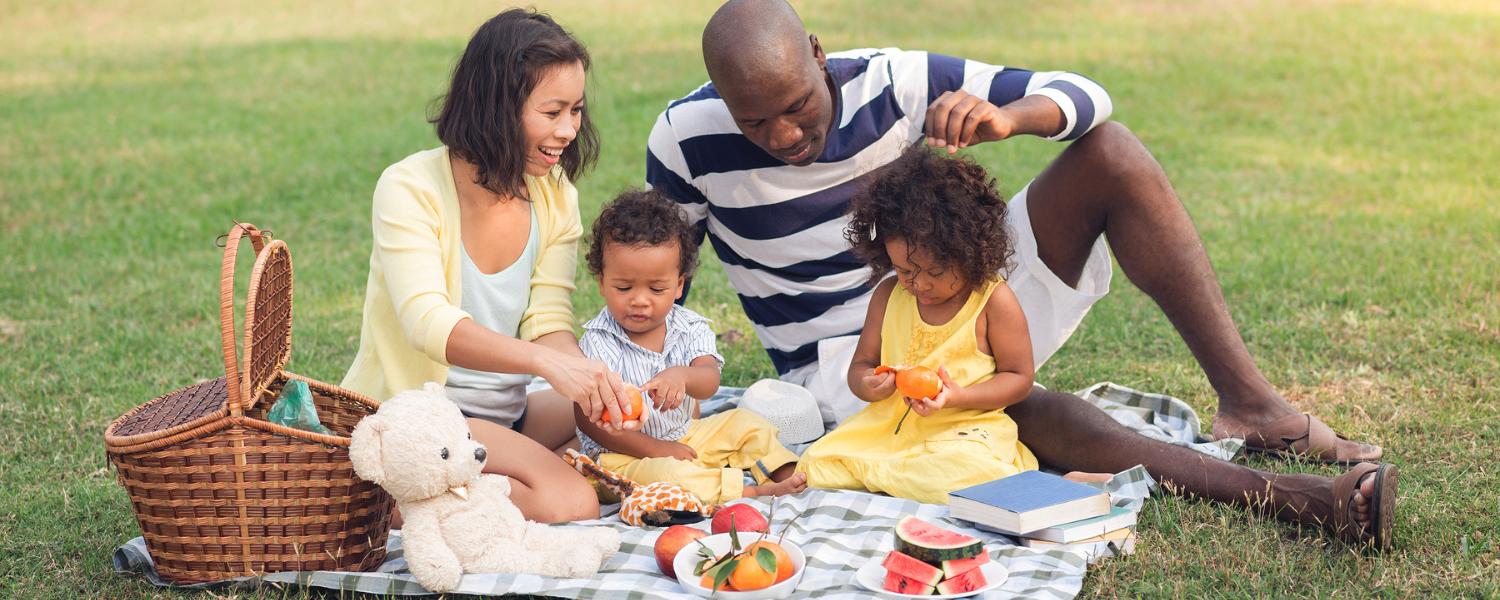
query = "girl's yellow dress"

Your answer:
(796, 280), (1037, 504)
